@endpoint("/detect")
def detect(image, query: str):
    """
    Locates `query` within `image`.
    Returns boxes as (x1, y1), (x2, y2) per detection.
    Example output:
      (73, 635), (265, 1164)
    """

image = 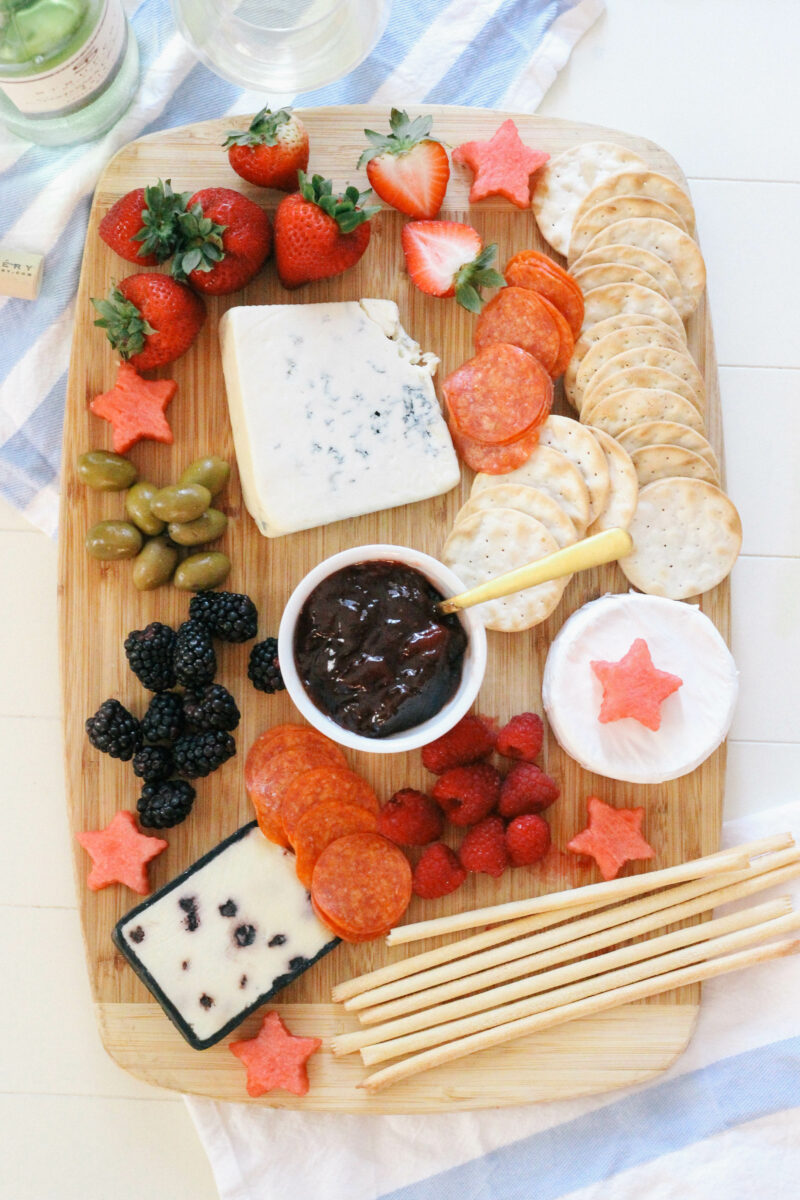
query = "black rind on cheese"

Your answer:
(111, 820), (340, 1052)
